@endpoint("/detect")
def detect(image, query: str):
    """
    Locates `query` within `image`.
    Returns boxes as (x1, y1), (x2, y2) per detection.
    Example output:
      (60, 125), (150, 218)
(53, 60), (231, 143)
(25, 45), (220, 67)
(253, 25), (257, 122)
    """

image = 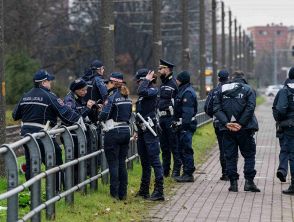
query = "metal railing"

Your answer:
(0, 100), (211, 222)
